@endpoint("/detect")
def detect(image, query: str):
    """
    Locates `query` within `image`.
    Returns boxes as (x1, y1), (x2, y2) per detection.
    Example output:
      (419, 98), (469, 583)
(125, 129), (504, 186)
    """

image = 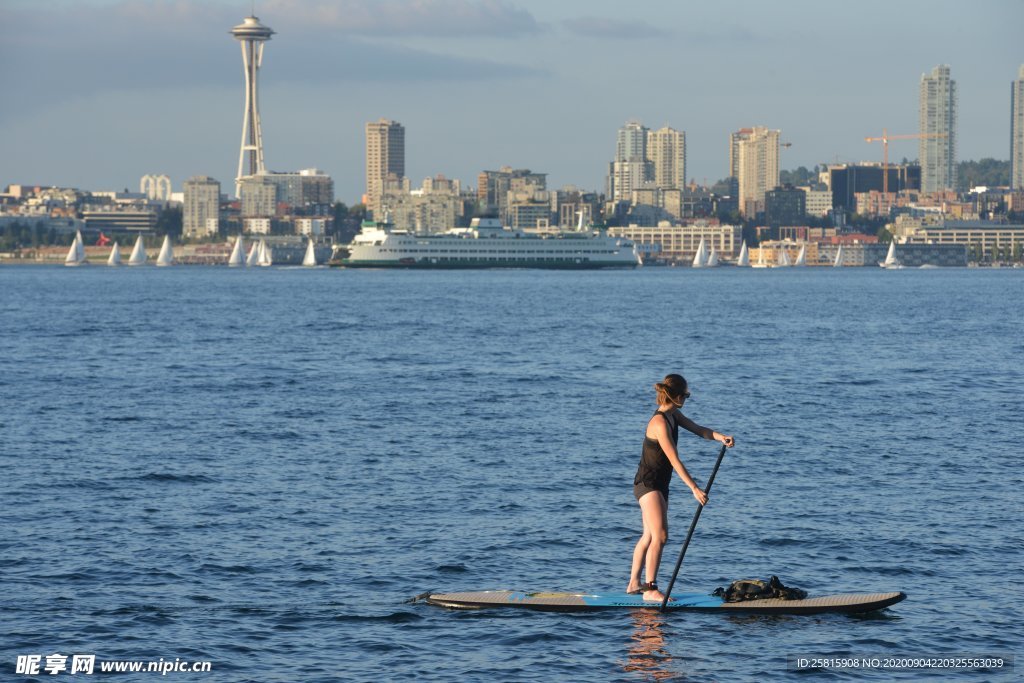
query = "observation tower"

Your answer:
(231, 15), (275, 196)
